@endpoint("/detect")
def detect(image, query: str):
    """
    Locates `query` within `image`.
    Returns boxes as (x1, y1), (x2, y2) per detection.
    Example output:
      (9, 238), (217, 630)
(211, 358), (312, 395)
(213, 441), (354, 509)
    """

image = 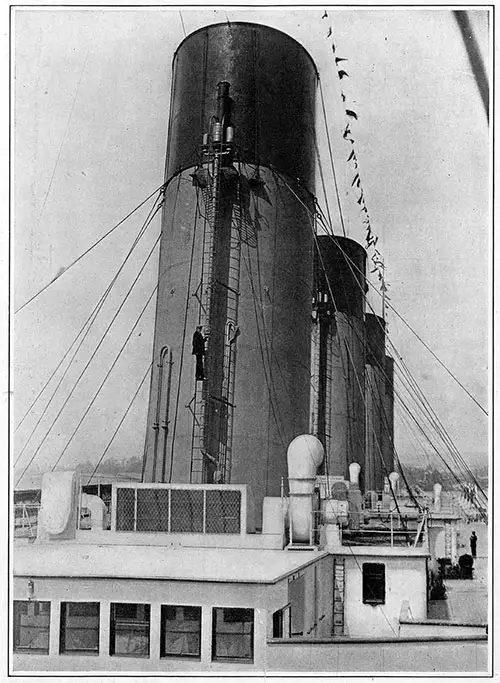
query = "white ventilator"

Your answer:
(287, 434), (324, 543)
